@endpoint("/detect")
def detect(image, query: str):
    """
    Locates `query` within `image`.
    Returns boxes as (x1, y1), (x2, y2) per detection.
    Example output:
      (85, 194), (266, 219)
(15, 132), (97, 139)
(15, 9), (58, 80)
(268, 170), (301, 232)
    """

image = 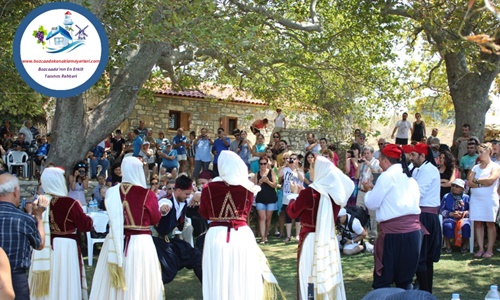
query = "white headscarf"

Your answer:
(212, 150), (261, 194)
(121, 156), (147, 188)
(31, 167), (68, 296)
(308, 156), (354, 296)
(40, 167), (68, 197)
(309, 156), (353, 207)
(103, 156), (147, 289)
